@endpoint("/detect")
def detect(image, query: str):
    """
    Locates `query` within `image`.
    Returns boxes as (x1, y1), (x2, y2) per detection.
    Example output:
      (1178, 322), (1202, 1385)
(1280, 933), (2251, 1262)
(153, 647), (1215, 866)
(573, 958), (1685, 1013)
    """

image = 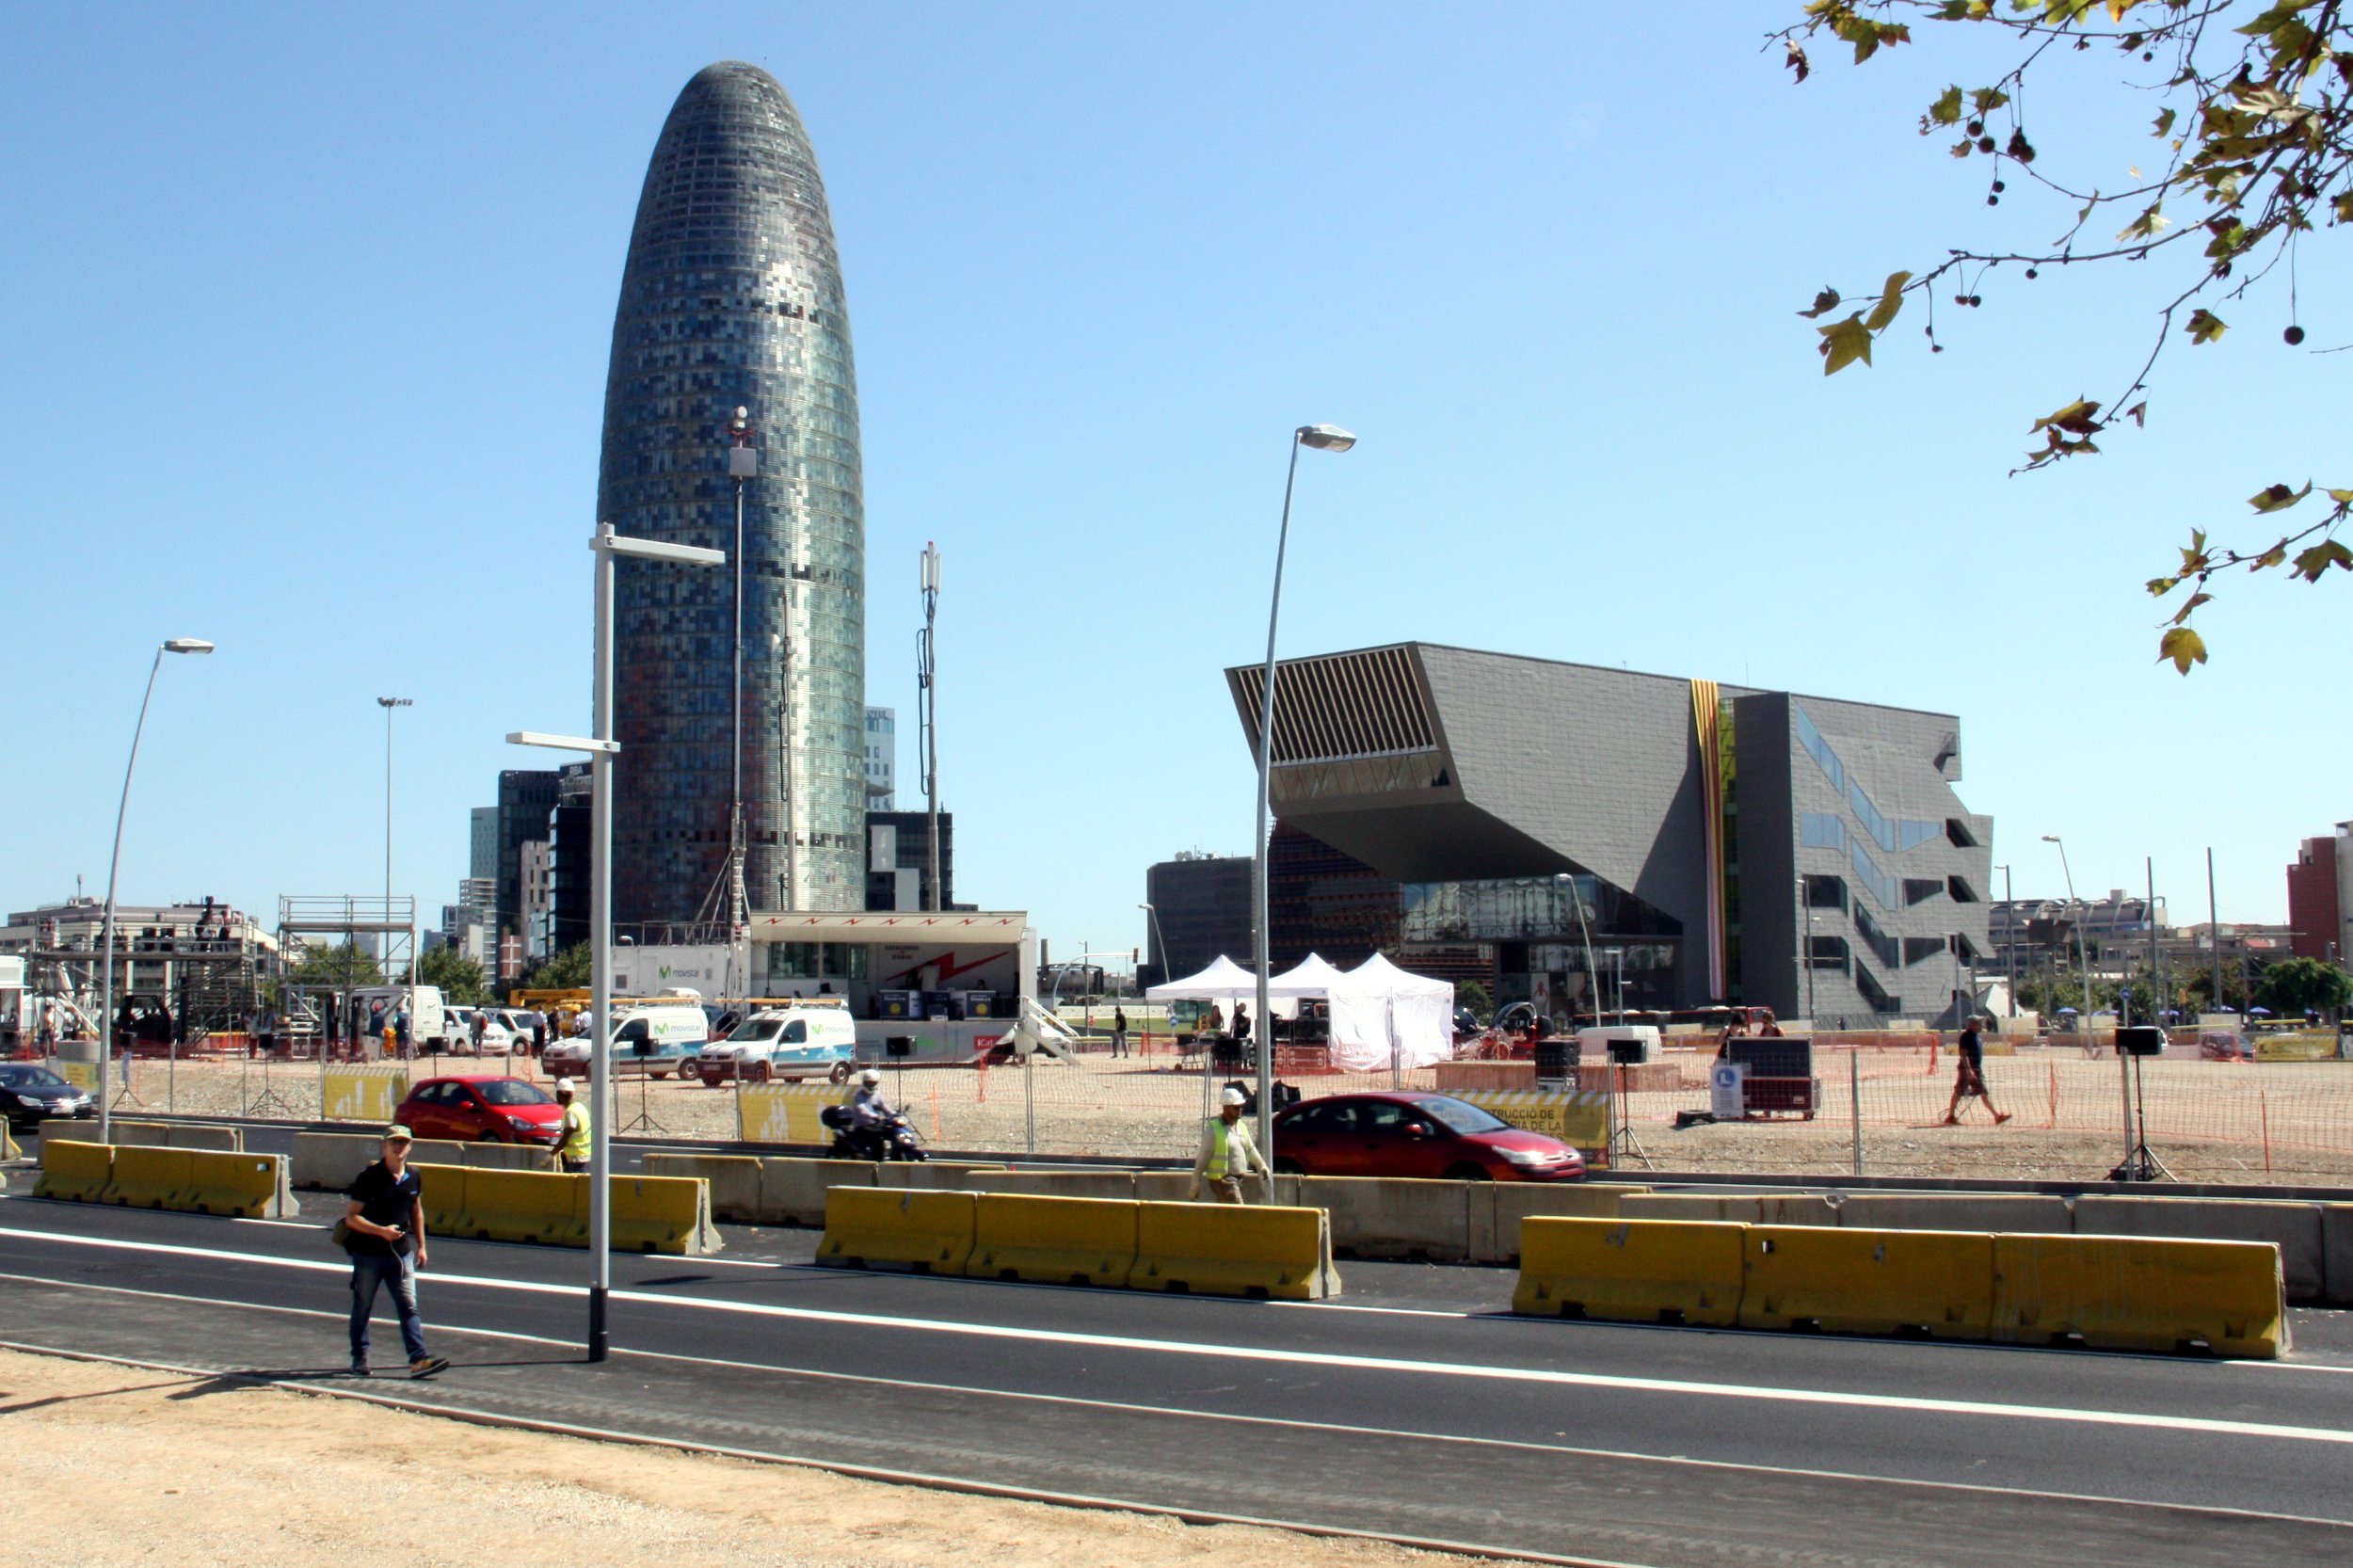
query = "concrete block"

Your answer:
(2321, 1205), (2353, 1307)
(1835, 1193), (2073, 1237)
(289, 1132), (380, 1192)
(874, 1160), (1007, 1191)
(459, 1142), (553, 1173)
(1618, 1192), (1769, 1224)
(1293, 1176), (1473, 1261)
(643, 1153), (763, 1223)
(760, 1157), (872, 1226)
(961, 1170), (1140, 1202)
(1514, 1216), (1743, 1325)
(1470, 1183), (1643, 1265)
(161, 1123), (242, 1152)
(1756, 1195), (1844, 1228)
(2073, 1196), (2326, 1305)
